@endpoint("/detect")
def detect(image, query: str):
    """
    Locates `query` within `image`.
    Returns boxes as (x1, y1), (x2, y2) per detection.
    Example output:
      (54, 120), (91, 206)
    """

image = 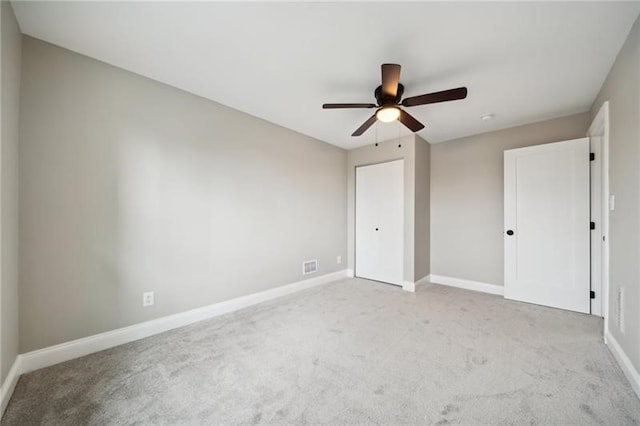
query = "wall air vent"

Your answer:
(303, 259), (318, 275)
